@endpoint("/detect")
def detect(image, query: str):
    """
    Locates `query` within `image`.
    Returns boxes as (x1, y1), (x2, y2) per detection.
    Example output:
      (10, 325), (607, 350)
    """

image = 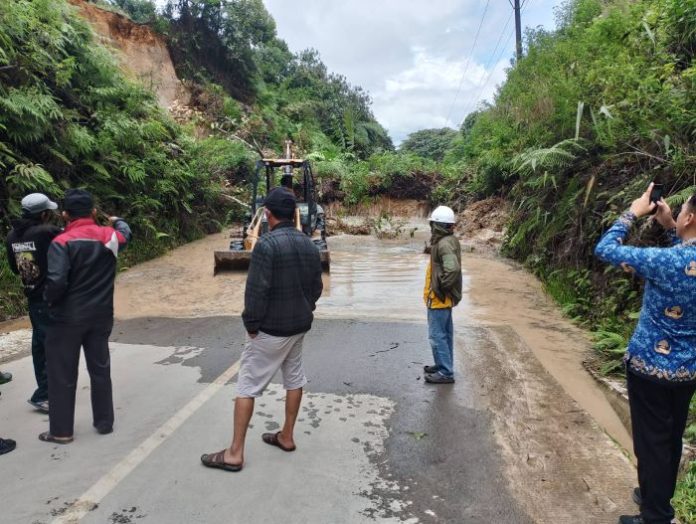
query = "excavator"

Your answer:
(213, 141), (330, 274)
